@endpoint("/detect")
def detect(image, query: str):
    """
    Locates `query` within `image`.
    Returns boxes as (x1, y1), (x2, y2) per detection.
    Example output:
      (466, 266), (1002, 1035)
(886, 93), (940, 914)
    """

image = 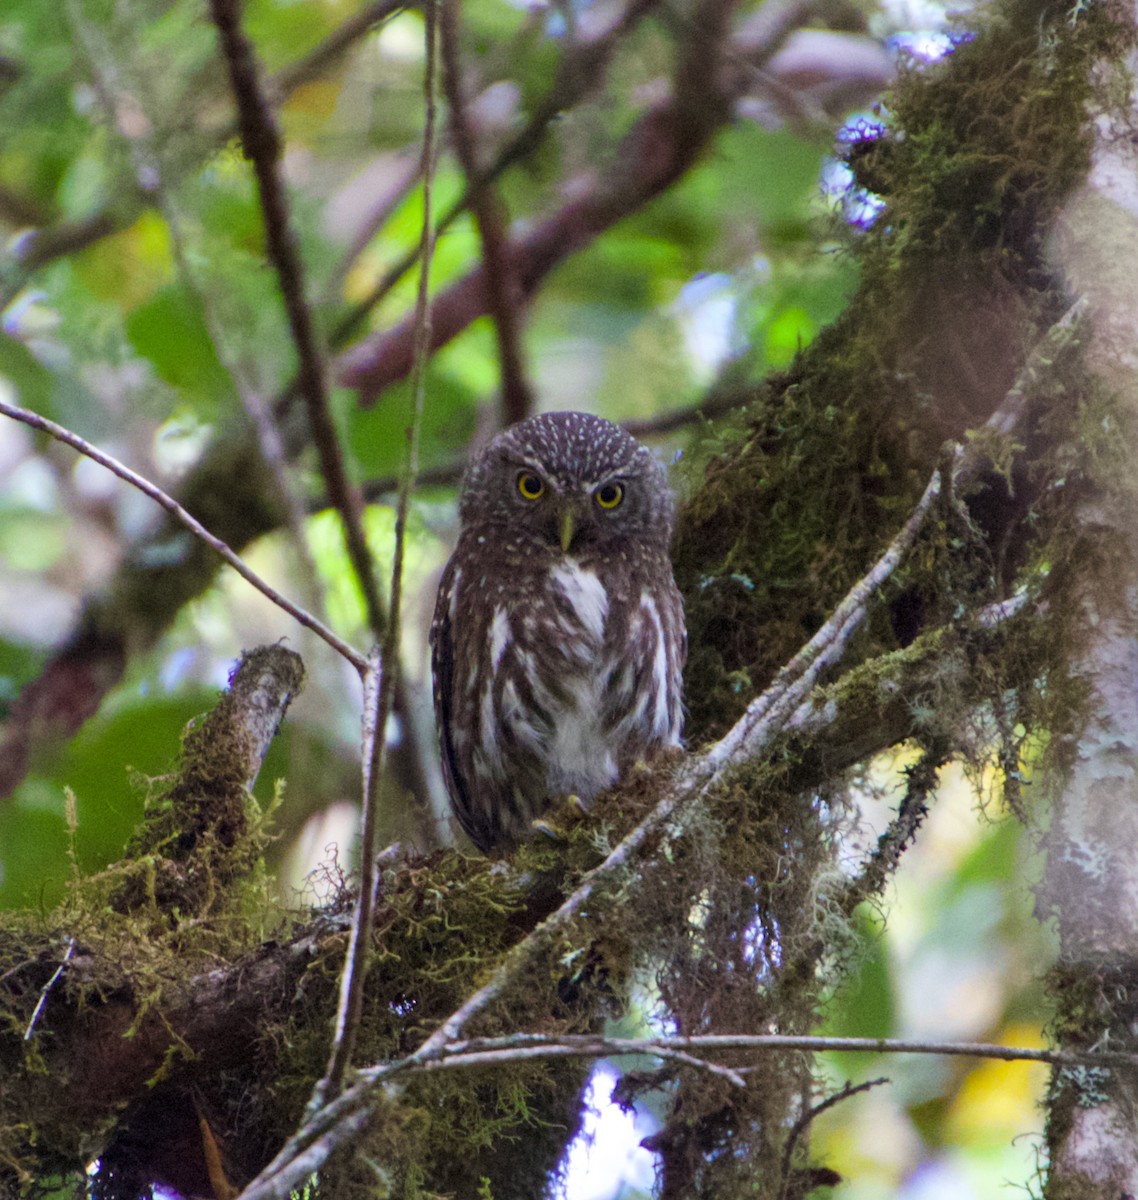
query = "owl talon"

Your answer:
(532, 817), (566, 842)
(532, 794), (589, 842)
